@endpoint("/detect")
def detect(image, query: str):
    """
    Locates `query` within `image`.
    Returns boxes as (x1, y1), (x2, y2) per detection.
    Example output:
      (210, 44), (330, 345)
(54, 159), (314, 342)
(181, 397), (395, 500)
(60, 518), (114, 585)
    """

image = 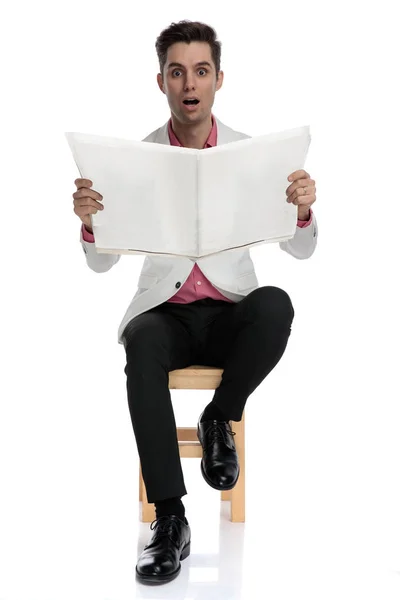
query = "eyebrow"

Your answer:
(167, 61), (212, 70)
